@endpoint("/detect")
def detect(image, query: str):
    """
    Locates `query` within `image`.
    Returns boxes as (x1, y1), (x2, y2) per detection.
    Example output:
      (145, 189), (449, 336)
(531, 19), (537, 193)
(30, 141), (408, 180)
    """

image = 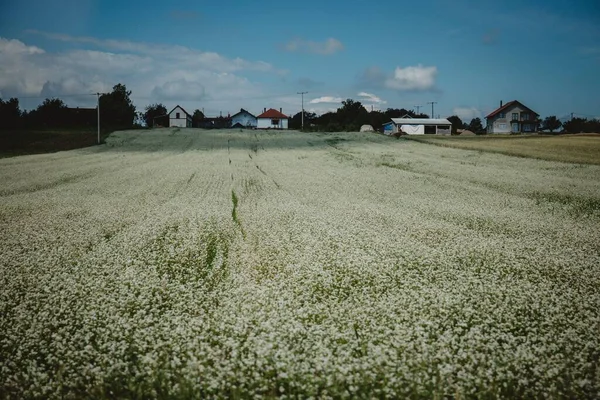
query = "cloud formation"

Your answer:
(284, 38), (344, 55)
(385, 65), (438, 91)
(0, 34), (289, 115)
(309, 96), (343, 104)
(357, 92), (386, 104)
(360, 65), (438, 92)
